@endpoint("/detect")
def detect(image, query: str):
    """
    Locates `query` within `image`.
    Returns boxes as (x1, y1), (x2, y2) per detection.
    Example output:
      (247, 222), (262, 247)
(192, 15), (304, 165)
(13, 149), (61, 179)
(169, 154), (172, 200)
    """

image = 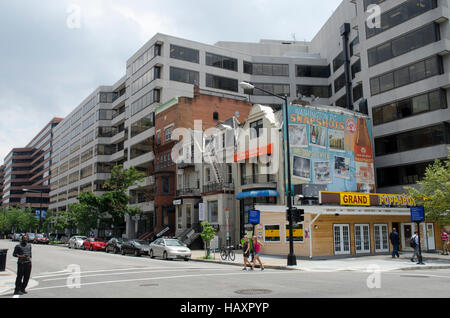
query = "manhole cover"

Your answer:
(234, 289), (272, 295)
(140, 283), (159, 287)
